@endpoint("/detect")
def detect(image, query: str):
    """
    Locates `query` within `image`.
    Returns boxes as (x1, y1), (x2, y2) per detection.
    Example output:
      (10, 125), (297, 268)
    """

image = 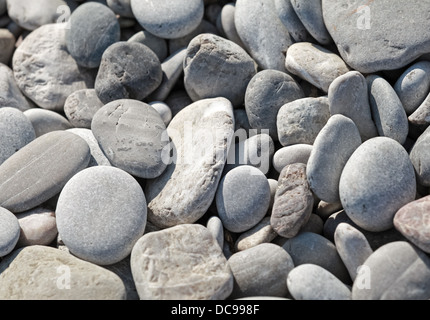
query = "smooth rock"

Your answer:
(410, 125), (430, 187)
(131, 0), (204, 39)
(234, 217), (278, 252)
(0, 245), (126, 299)
(13, 23), (94, 111)
(328, 71), (378, 141)
(274, 0), (311, 42)
(0, 29), (15, 64)
(131, 224), (233, 300)
(0, 207), (20, 257)
(244, 69), (304, 141)
(352, 241), (430, 300)
(184, 33), (257, 107)
(127, 30), (168, 62)
(307, 115), (362, 203)
(0, 107), (36, 165)
(24, 108), (72, 137)
(228, 243), (294, 299)
(409, 92), (430, 127)
(66, 2), (120, 68)
(145, 97), (235, 228)
(271, 163), (314, 239)
(15, 207), (57, 247)
(339, 137), (416, 232)
(95, 42), (162, 104)
(316, 201), (343, 221)
(64, 89), (104, 129)
(299, 214), (324, 235)
(0, 130), (90, 213)
(367, 75), (409, 145)
(216, 165), (271, 233)
(91, 99), (168, 179)
(273, 144), (313, 173)
(206, 215), (224, 249)
(56, 166), (147, 265)
(219, 3), (245, 48)
(235, 0), (293, 72)
(107, 0), (133, 18)
(149, 101), (172, 126)
(0, 63), (30, 111)
(277, 96), (331, 146)
(285, 42), (350, 92)
(234, 109), (251, 133)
